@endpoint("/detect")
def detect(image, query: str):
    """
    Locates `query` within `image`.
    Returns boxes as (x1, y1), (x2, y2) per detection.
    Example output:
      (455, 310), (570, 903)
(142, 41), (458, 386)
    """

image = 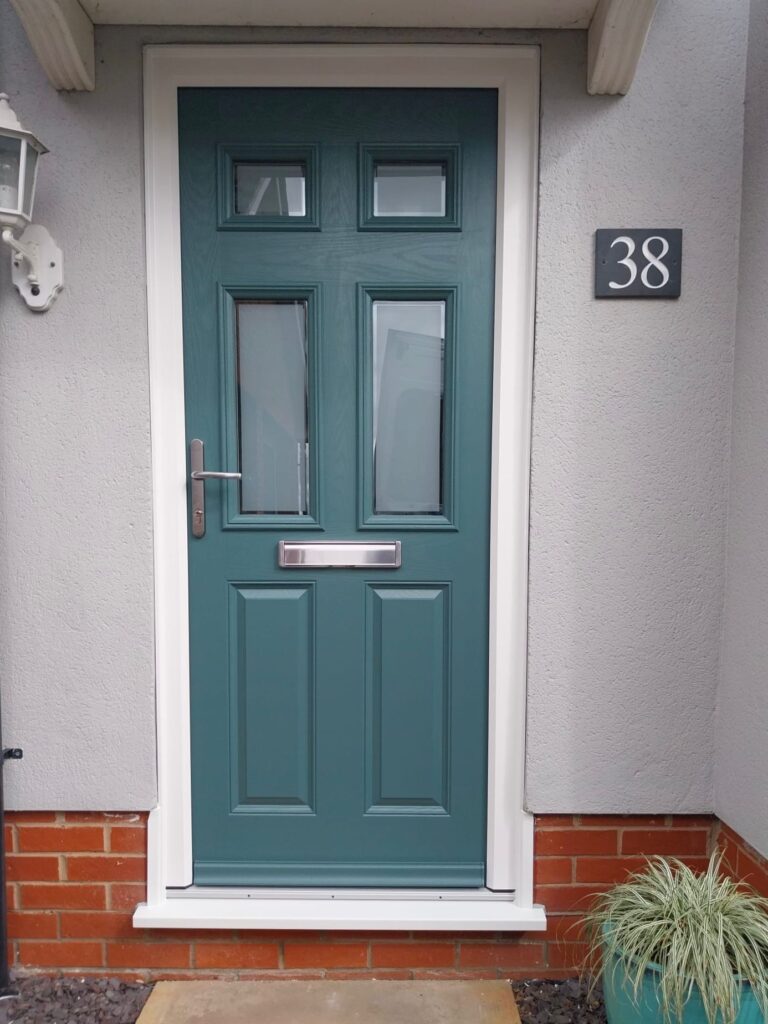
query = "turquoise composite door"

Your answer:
(180, 88), (498, 887)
